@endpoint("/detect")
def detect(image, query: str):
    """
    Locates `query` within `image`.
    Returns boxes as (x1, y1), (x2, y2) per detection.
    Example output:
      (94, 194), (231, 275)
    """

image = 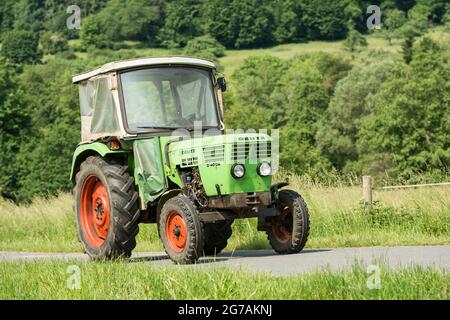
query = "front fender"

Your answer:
(69, 142), (128, 181)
